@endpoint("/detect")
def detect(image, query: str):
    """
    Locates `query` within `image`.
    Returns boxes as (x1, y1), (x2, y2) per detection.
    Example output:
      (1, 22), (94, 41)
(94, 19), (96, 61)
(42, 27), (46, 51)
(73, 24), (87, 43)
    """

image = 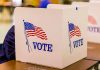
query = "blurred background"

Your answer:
(0, 0), (89, 44)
